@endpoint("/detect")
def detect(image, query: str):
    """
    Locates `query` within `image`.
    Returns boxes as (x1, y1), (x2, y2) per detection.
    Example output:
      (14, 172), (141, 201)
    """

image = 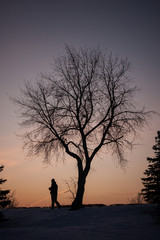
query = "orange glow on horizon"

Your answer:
(0, 126), (158, 207)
